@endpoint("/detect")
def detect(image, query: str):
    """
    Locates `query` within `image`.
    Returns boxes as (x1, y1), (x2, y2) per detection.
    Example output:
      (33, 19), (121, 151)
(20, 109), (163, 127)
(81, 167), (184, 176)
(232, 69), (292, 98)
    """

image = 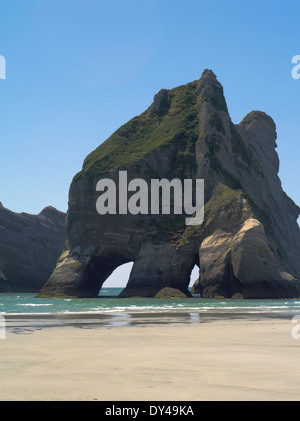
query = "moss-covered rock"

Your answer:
(154, 287), (189, 299)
